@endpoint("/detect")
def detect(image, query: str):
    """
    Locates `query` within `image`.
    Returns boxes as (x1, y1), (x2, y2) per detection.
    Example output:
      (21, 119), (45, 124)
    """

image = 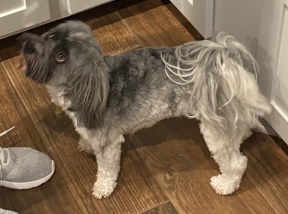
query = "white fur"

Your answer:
(200, 123), (249, 195)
